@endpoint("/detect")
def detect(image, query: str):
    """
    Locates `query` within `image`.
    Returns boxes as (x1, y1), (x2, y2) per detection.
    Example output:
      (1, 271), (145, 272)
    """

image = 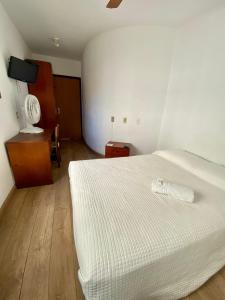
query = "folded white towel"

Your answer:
(152, 178), (195, 203)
